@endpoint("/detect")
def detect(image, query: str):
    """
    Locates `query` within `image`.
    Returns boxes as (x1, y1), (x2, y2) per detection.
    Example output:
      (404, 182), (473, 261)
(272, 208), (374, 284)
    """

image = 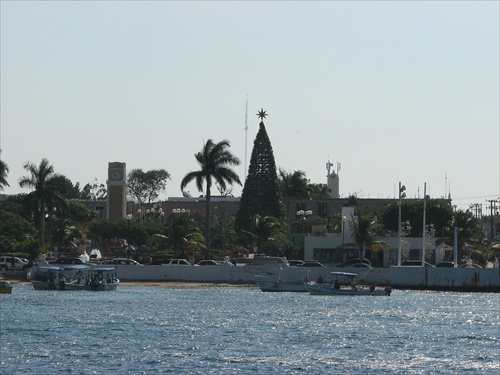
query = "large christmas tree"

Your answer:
(235, 109), (283, 231)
